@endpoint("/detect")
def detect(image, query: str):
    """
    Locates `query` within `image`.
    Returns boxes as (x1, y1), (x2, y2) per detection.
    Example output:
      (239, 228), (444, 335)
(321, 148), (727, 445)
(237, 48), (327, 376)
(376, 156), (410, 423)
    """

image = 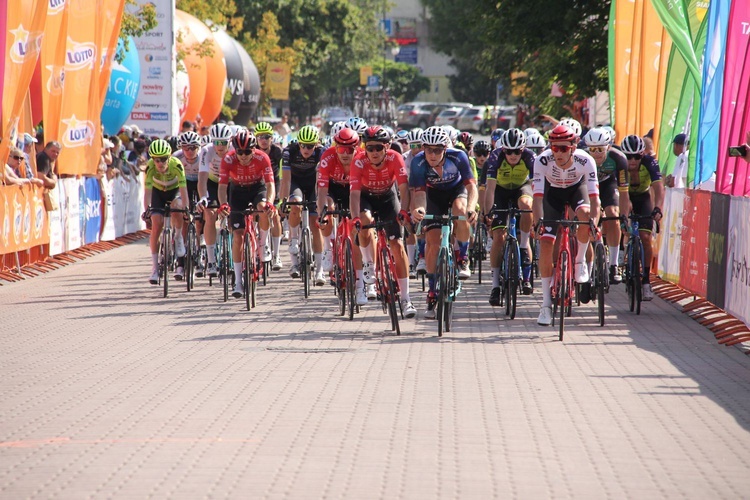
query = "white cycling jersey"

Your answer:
(173, 150), (200, 181)
(199, 144), (231, 183)
(532, 149), (599, 197)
